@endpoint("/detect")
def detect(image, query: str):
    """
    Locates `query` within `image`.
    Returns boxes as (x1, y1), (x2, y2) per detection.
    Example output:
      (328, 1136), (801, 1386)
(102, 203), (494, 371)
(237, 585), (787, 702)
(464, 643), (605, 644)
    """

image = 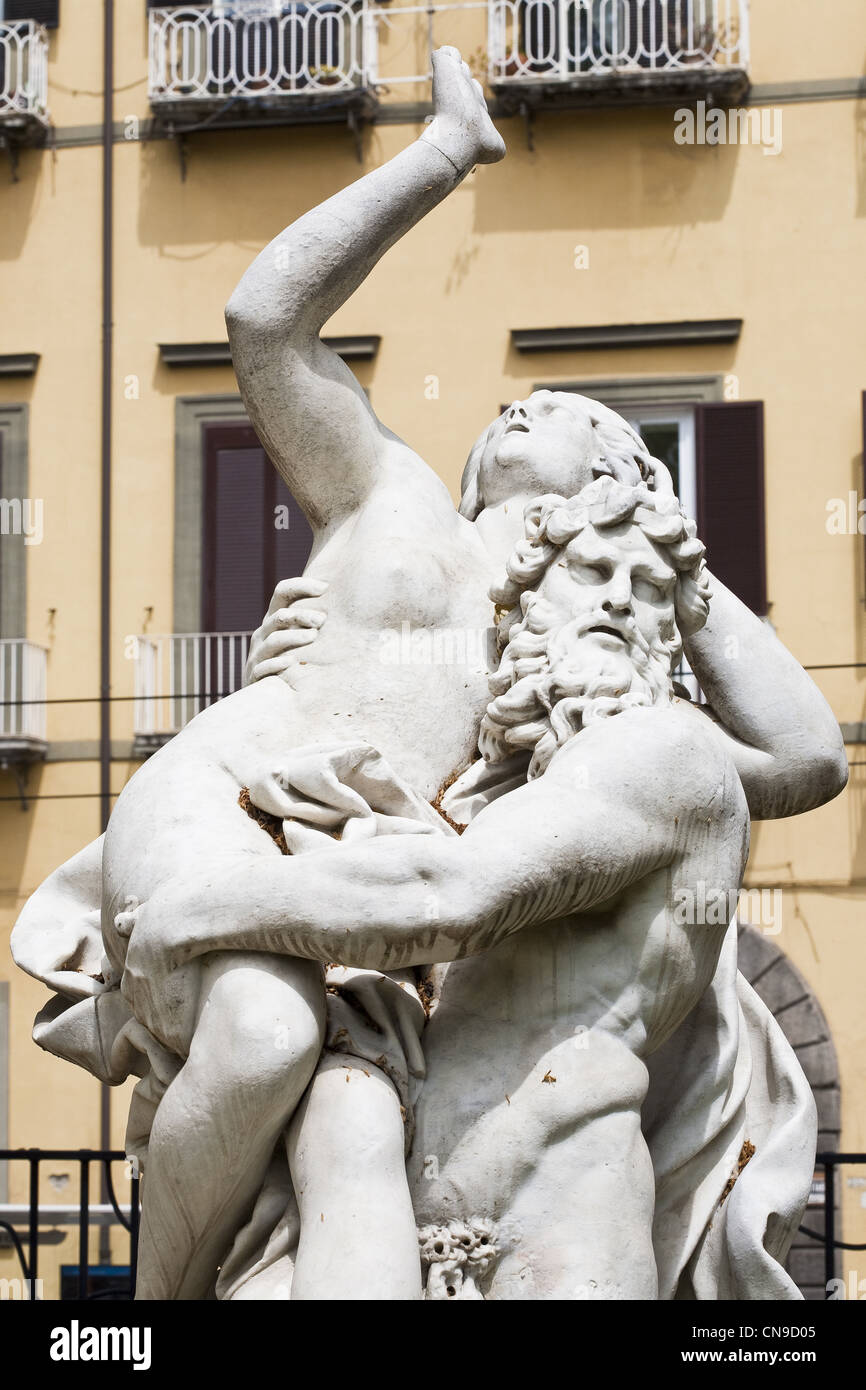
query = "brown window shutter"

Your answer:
(274, 474), (314, 587)
(5, 1), (60, 28)
(202, 424), (268, 634)
(695, 400), (767, 616)
(201, 422), (313, 634)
